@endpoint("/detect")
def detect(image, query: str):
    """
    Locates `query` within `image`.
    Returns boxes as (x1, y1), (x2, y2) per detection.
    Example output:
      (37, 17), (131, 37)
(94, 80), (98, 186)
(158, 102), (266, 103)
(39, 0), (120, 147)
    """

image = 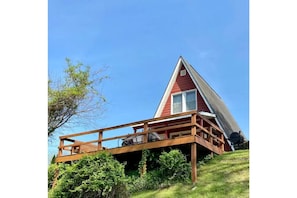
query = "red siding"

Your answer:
(224, 137), (232, 151)
(159, 63), (233, 149)
(160, 64), (210, 117)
